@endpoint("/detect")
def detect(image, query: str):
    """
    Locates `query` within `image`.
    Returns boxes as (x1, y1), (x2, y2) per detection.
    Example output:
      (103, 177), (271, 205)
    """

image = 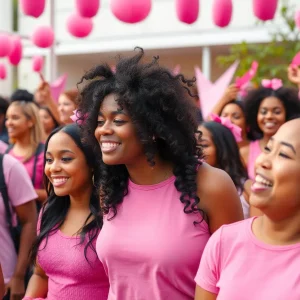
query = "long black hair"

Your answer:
(77, 47), (204, 222)
(244, 86), (300, 139)
(201, 121), (248, 192)
(30, 124), (102, 264)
